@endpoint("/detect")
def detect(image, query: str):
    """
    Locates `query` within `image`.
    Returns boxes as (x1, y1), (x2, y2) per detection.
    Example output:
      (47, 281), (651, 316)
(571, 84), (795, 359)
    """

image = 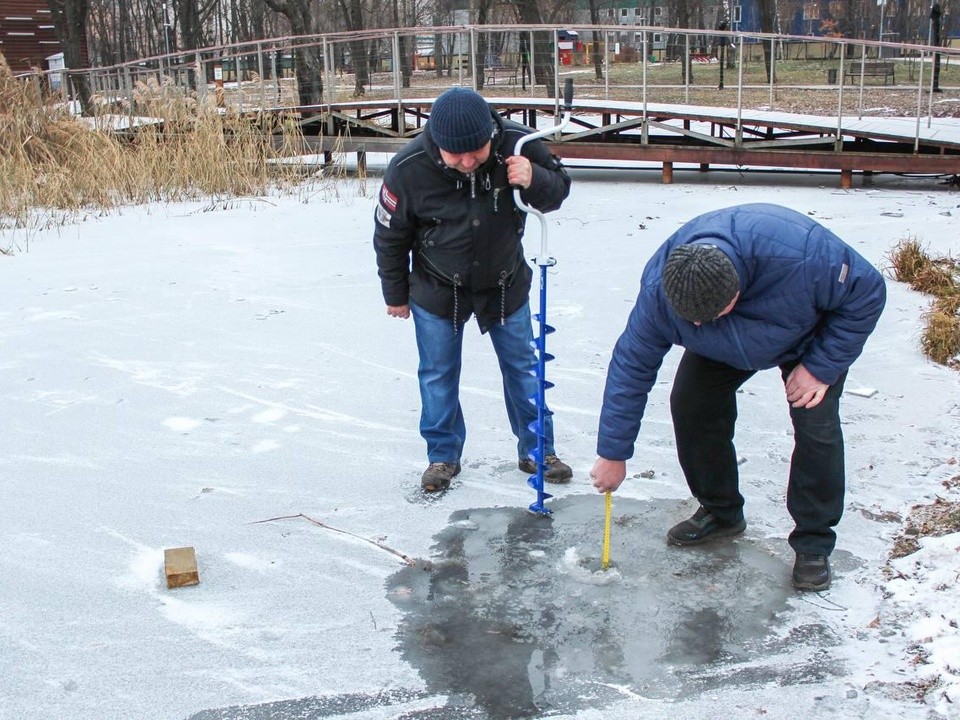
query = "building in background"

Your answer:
(0, 1), (88, 73)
